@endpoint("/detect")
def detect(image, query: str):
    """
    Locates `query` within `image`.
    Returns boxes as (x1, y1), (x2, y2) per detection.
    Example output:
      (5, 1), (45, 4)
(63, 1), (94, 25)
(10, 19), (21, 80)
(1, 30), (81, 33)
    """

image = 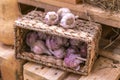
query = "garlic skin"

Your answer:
(31, 40), (52, 55)
(26, 32), (38, 47)
(60, 13), (75, 29)
(57, 8), (71, 19)
(44, 11), (59, 25)
(46, 36), (67, 50)
(63, 47), (84, 69)
(63, 52), (83, 69)
(52, 48), (66, 59)
(37, 32), (48, 40)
